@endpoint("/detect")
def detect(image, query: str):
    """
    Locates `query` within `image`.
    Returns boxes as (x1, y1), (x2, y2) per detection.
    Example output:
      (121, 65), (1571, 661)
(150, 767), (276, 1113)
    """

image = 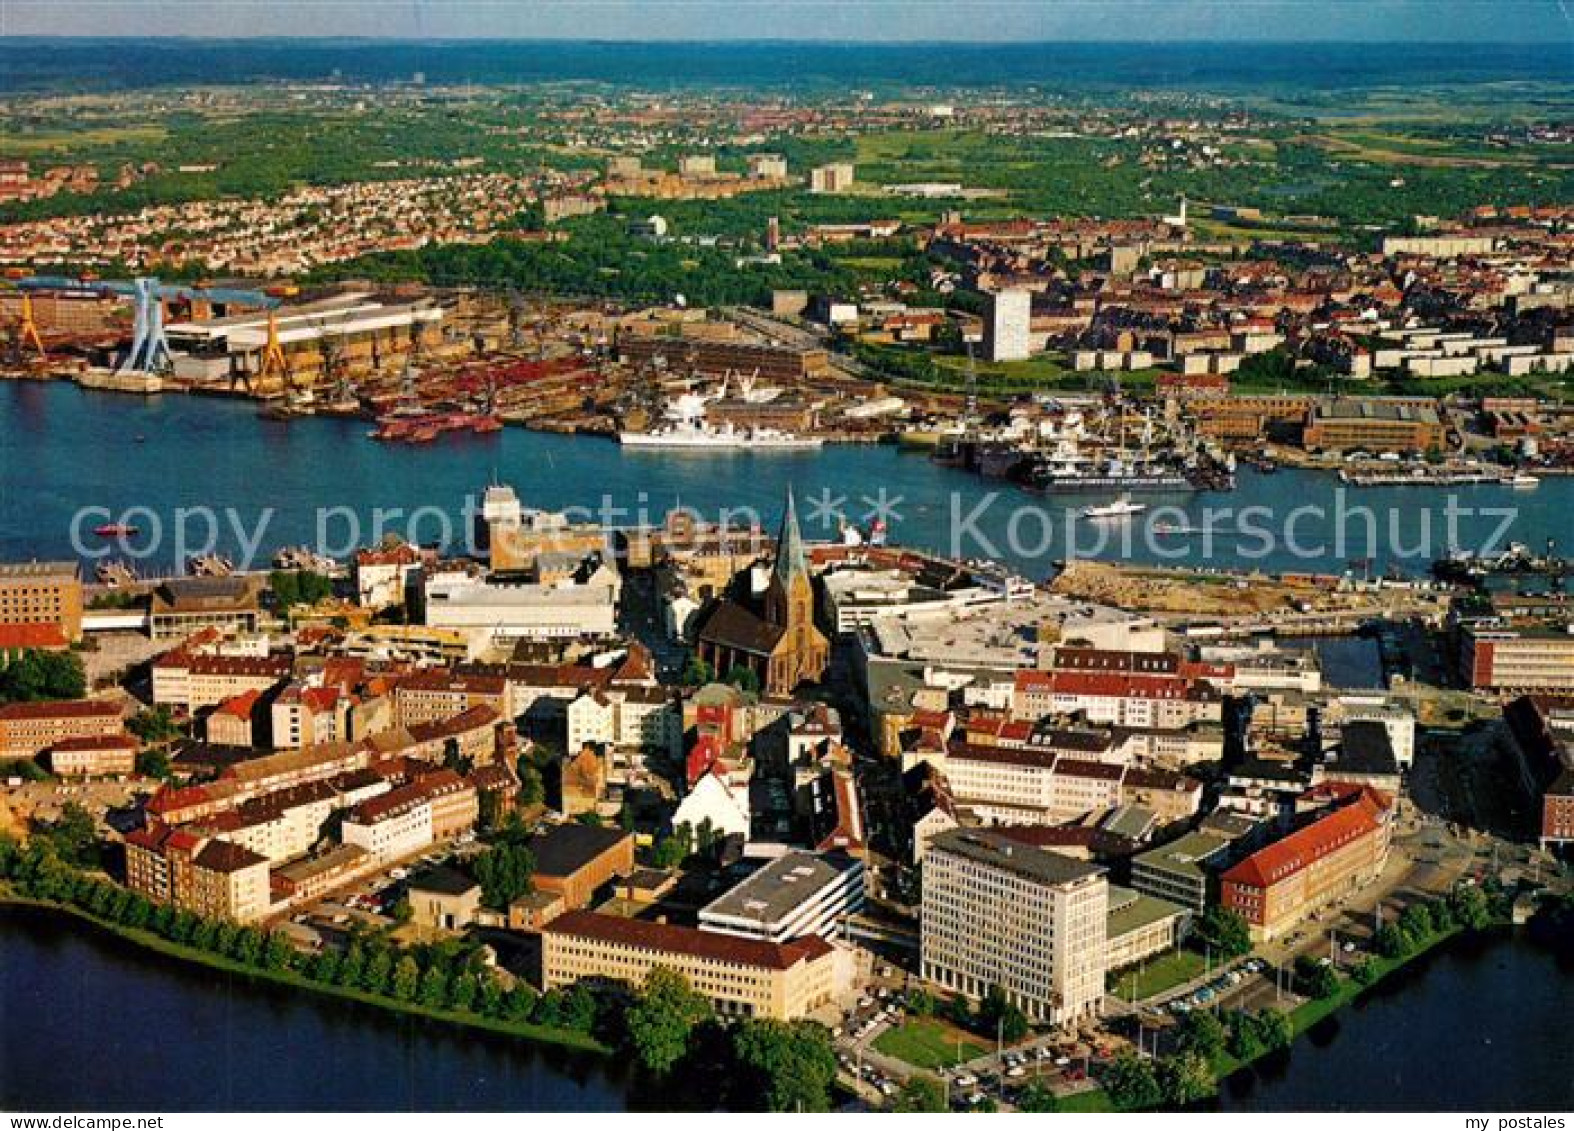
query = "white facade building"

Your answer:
(698, 851), (865, 943)
(922, 828), (1108, 1026)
